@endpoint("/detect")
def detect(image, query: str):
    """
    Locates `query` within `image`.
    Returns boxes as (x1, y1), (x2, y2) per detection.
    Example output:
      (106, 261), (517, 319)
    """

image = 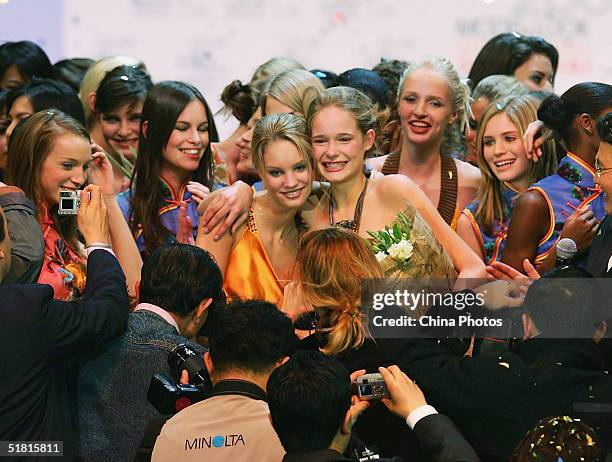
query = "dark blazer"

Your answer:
(396, 338), (612, 461)
(587, 215), (612, 277)
(0, 250), (129, 461)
